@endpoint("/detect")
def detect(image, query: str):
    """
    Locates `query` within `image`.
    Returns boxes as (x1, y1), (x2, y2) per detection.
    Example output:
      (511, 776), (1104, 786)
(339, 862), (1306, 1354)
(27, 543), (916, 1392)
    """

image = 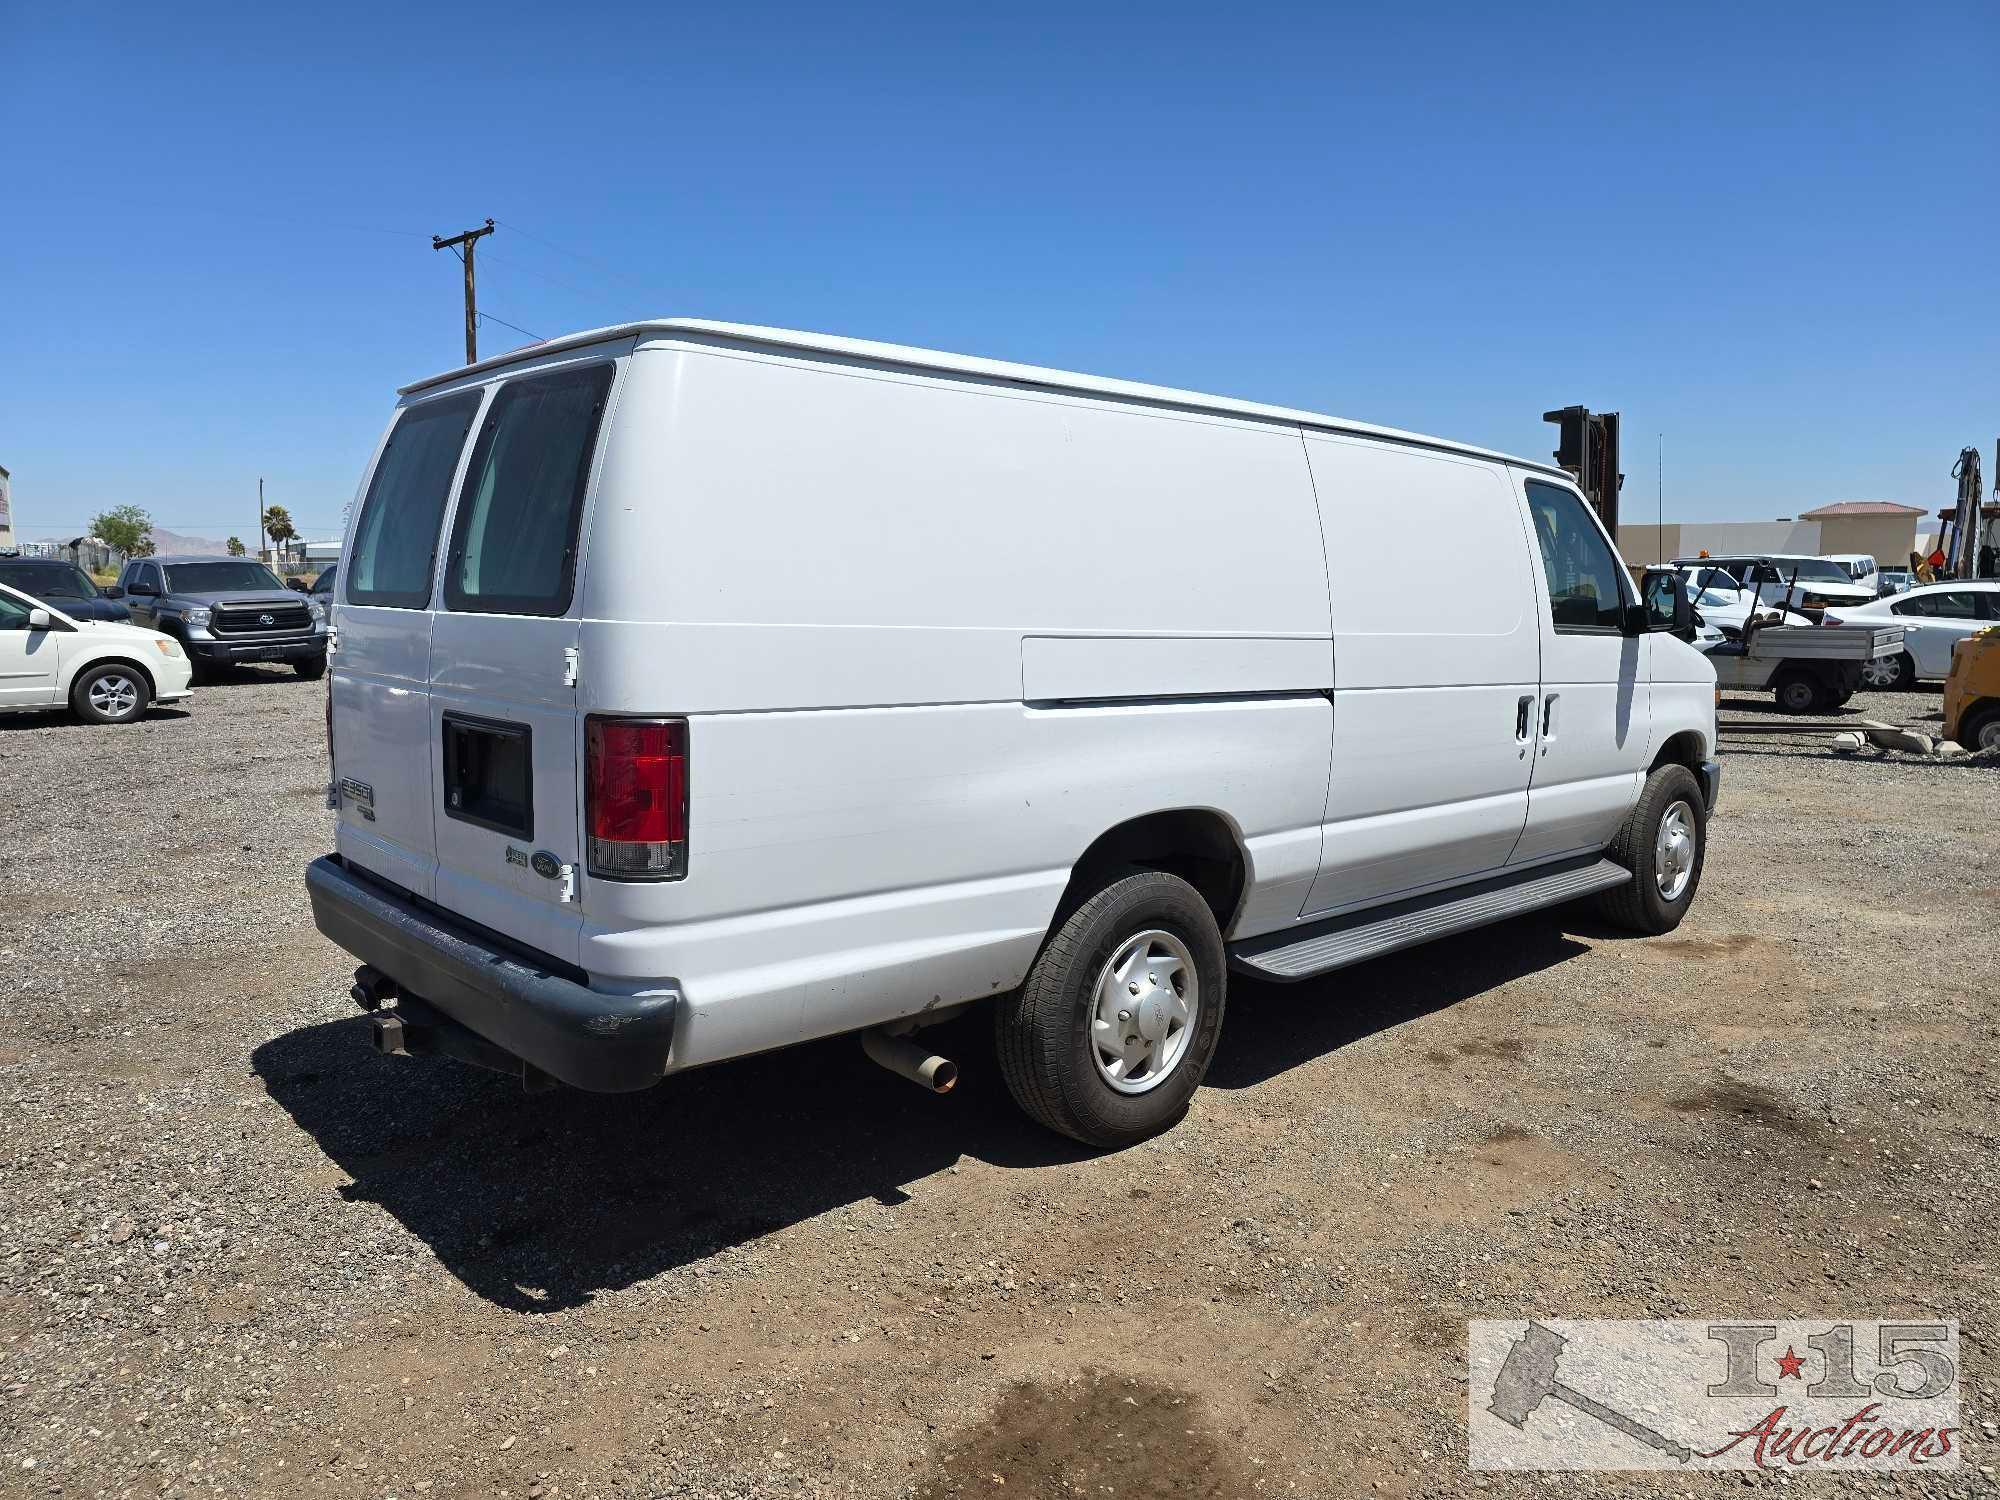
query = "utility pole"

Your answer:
(432, 218), (495, 364)
(258, 477), (266, 562)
